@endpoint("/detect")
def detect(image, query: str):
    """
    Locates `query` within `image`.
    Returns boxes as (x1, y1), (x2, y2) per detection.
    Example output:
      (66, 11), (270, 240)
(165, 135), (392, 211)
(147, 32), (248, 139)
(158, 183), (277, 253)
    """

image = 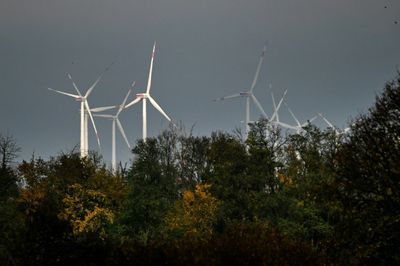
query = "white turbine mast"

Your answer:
(214, 44), (269, 140)
(124, 42), (172, 142)
(48, 64), (113, 157)
(94, 86), (133, 173)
